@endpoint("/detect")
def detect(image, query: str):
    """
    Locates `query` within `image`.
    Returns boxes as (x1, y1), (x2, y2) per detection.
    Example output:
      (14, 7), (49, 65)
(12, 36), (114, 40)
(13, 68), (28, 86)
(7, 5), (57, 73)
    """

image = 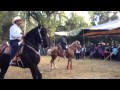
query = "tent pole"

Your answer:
(83, 29), (85, 59)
